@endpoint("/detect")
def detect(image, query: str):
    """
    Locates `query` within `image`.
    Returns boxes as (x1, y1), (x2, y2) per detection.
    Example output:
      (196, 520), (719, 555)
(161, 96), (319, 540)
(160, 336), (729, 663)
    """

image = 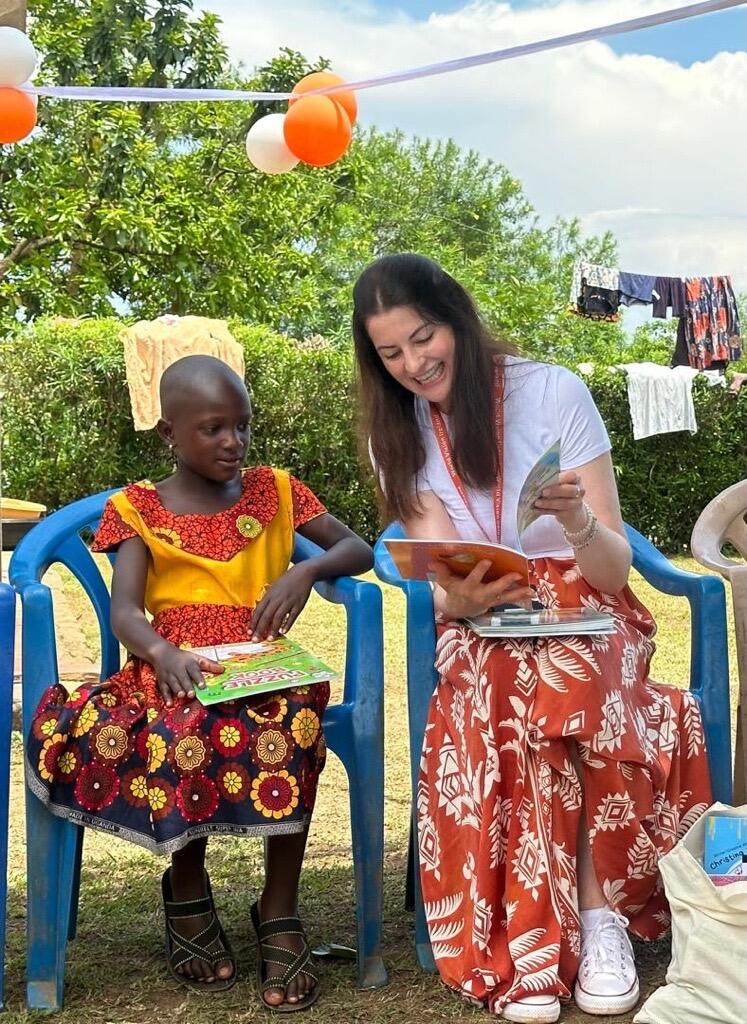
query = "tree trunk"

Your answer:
(0, 0), (26, 31)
